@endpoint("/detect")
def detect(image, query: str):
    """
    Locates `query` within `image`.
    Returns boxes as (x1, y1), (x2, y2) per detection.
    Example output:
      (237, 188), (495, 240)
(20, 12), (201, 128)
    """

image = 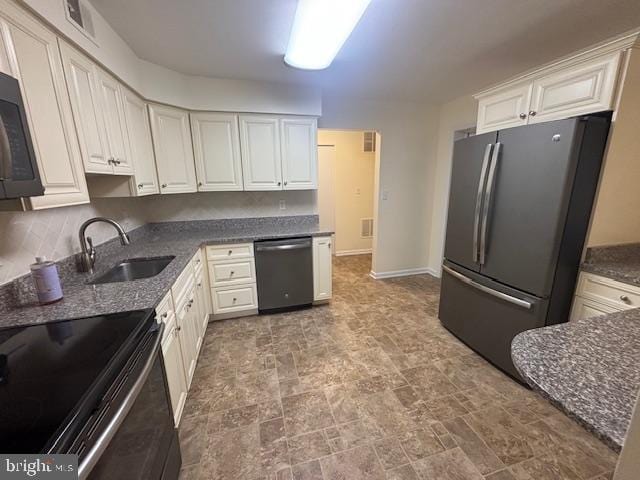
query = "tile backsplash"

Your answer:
(0, 190), (316, 285)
